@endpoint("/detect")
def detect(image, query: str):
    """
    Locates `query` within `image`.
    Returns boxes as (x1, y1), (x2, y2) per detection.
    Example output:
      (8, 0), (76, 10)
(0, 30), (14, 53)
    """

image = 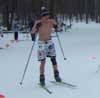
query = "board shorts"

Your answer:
(37, 39), (56, 61)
